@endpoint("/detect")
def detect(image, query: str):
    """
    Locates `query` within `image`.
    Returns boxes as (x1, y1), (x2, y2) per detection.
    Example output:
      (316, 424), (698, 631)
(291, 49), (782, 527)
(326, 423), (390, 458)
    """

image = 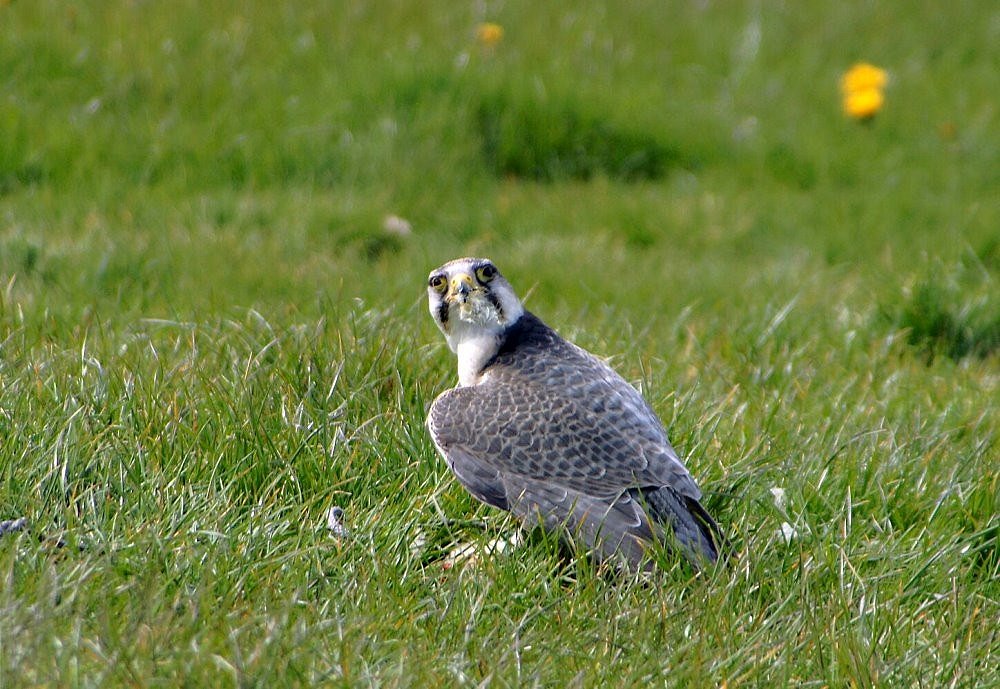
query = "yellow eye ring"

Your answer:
(475, 264), (498, 283)
(428, 274), (447, 293)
